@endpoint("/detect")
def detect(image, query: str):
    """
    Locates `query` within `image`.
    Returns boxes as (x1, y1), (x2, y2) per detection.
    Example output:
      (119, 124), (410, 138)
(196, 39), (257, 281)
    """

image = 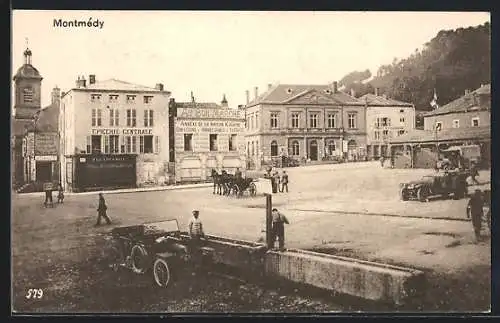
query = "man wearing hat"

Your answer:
(188, 210), (205, 246)
(188, 210), (205, 274)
